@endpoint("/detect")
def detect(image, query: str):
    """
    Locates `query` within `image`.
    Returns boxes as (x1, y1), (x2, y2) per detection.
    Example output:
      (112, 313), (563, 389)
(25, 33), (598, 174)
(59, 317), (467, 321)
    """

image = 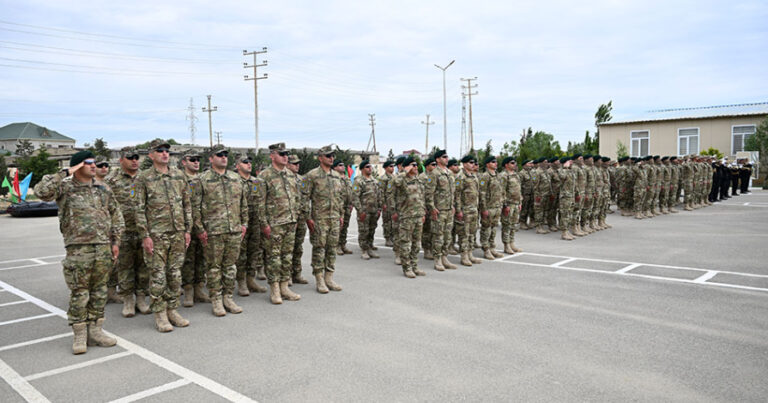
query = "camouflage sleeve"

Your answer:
(255, 178), (268, 229)
(454, 178), (463, 213)
(352, 177), (362, 212)
(33, 171), (67, 202)
(191, 177), (204, 235)
(479, 174), (488, 212)
(240, 181), (249, 227)
(182, 178), (192, 234)
(134, 176), (150, 239)
(106, 187), (124, 245)
(424, 172), (437, 212)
